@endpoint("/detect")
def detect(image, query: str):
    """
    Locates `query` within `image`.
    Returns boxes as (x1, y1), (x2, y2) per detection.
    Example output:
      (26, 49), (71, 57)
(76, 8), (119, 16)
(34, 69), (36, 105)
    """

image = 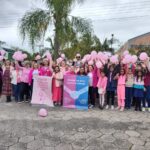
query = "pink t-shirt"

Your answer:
(118, 75), (126, 85)
(41, 67), (52, 76)
(20, 68), (31, 83)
